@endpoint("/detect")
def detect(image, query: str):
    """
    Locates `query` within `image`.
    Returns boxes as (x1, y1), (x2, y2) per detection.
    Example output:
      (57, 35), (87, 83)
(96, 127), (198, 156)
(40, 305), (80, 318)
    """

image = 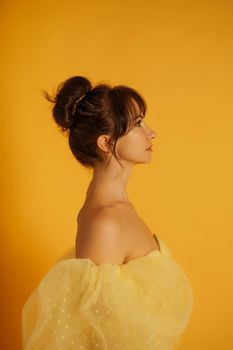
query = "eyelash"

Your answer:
(135, 119), (142, 127)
